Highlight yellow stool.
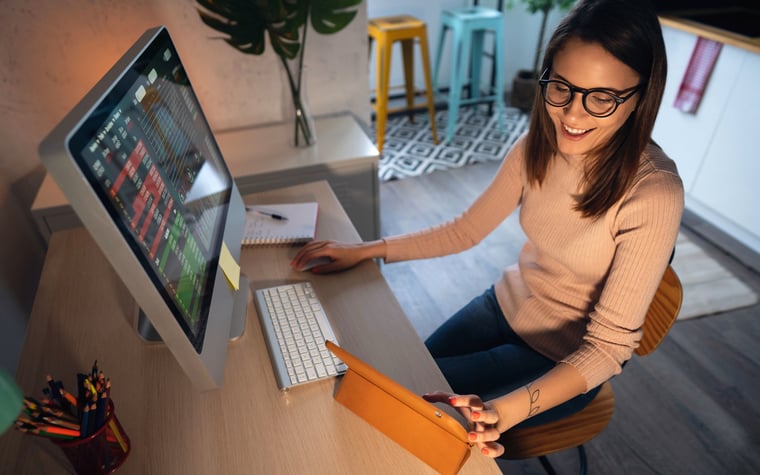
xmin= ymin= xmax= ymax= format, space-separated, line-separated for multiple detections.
xmin=368 ymin=15 xmax=439 ymax=153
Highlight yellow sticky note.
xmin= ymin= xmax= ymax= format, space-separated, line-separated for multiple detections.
xmin=218 ymin=242 xmax=240 ymax=291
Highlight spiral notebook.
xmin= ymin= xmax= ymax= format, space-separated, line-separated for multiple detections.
xmin=243 ymin=202 xmax=319 ymax=246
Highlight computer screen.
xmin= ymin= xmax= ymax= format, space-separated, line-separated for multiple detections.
xmin=39 ymin=26 xmax=248 ymax=391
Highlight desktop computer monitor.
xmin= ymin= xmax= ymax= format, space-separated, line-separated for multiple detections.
xmin=38 ymin=26 xmax=247 ymax=391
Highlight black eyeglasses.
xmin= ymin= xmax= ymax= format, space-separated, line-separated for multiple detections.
xmin=538 ymin=69 xmax=641 ymax=118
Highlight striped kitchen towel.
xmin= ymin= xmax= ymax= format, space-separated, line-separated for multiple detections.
xmin=673 ymin=37 xmax=722 ymax=114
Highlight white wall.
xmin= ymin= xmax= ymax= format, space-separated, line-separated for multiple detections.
xmin=366 ymin=0 xmax=570 ymax=97
xmin=0 ymin=0 xmax=370 ymax=374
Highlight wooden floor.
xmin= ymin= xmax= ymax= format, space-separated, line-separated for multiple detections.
xmin=377 ymin=160 xmax=760 ymax=475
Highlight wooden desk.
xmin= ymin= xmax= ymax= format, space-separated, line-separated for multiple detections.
xmin=2 ymin=181 xmax=499 ymax=474
xmin=31 ymin=113 xmax=380 ymax=243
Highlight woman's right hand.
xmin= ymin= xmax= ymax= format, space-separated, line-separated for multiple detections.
xmin=422 ymin=391 xmax=505 ymax=457
xmin=290 ymin=239 xmax=385 ymax=273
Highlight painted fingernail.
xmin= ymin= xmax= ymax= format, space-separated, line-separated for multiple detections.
xmin=448 ymin=396 xmax=457 ymax=404
xmin=468 ymin=432 xmax=477 ymax=442
xmin=481 ymin=448 xmax=490 ymax=456
xmin=472 ymin=411 xmax=481 ymax=420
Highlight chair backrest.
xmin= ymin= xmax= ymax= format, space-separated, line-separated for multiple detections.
xmin=498 ymin=265 xmax=683 ymax=461
xmin=636 ymin=265 xmax=683 ymax=356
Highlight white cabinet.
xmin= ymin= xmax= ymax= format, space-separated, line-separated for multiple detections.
xmin=653 ymin=25 xmax=760 ymax=254
xmin=690 ymin=52 xmax=760 ymax=250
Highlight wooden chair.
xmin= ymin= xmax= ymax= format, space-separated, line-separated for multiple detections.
xmin=498 ymin=265 xmax=683 ymax=475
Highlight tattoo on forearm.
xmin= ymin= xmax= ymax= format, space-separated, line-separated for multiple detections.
xmin=525 ymin=384 xmax=540 ymax=417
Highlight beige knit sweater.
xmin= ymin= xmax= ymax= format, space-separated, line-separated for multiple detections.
xmin=384 ymin=136 xmax=684 ymax=391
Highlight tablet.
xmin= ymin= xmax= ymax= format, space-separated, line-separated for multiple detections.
xmin=326 ymin=341 xmax=472 ymax=475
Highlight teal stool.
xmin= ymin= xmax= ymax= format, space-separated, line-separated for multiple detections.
xmin=433 ymin=6 xmax=505 ymax=143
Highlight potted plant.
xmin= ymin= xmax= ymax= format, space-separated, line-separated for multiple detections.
xmin=196 ymin=0 xmax=363 ymax=146
xmin=508 ymin=0 xmax=576 ymax=111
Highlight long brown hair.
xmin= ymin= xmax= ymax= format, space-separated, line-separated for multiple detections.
xmin=524 ymin=0 xmax=667 ymax=218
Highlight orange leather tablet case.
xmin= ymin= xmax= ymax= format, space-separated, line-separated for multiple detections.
xmin=326 ymin=341 xmax=472 ymax=475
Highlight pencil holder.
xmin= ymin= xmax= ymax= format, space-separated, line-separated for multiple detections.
xmin=52 ymin=400 xmax=130 ymax=474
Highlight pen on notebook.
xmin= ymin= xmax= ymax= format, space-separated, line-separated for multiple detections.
xmin=246 ymin=206 xmax=288 ymax=221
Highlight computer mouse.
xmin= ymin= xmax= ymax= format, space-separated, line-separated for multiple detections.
xmin=300 ymin=256 xmax=333 ymax=271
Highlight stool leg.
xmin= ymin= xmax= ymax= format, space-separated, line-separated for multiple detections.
xmin=471 ymin=29 xmax=485 ymax=102
xmin=578 ymin=445 xmax=589 ymax=475
xmin=538 ymin=455 xmax=559 ymax=475
xmin=418 ymin=32 xmax=439 ymax=144
xmin=375 ymin=38 xmax=393 ymax=153
xmin=400 ymin=38 xmax=416 ymax=123
xmin=487 ymin=30 xmax=496 ymax=116
xmin=368 ymin=35 xmax=375 ymax=110
xmin=432 ymin=25 xmax=448 ymax=100
xmin=493 ymin=24 xmax=505 ymax=130
xmin=446 ymin=24 xmax=469 ymax=143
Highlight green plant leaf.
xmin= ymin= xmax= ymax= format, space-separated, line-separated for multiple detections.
xmin=507 ymin=0 xmax=576 ymax=14
xmin=265 ymin=0 xmax=305 ymax=59
xmin=196 ymin=0 xmax=306 ymax=58
xmin=310 ymin=0 xmax=362 ymax=35
xmin=196 ymin=0 xmax=362 ymax=58
xmin=196 ymin=0 xmax=263 ymax=54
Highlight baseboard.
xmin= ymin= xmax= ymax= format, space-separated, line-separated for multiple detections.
xmin=681 ymin=208 xmax=760 ymax=274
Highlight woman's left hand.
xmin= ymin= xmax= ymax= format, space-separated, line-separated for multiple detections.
xmin=422 ymin=391 xmax=505 ymax=458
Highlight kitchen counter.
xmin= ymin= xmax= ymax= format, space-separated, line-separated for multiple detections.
xmin=659 ymin=8 xmax=760 ymax=54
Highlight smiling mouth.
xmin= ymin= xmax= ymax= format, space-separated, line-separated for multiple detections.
xmin=563 ymin=123 xmax=593 ymax=136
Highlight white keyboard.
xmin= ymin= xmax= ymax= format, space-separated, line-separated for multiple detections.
xmin=254 ymin=282 xmax=346 ymax=389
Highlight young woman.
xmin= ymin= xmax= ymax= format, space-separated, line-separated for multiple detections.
xmin=291 ymin=0 xmax=683 ymax=457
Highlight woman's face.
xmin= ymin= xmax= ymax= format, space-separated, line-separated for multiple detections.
xmin=546 ymin=38 xmax=641 ymax=160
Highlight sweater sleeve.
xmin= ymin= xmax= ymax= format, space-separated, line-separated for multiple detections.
xmin=561 ymin=157 xmax=684 ymax=390
xmin=384 ymin=136 xmax=527 ymax=263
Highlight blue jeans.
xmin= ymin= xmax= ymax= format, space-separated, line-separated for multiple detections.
xmin=425 ymin=286 xmax=601 ymax=428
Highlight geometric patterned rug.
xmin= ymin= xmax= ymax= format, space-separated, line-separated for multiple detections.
xmin=371 ymin=105 xmax=530 ymax=181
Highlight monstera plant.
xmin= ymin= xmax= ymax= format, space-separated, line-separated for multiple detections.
xmin=196 ymin=0 xmax=363 ymax=146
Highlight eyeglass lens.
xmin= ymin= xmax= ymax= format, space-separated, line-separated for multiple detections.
xmin=543 ymin=81 xmax=618 ymax=116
